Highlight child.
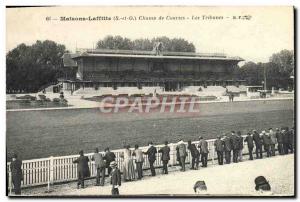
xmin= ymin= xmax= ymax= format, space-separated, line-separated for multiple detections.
xmin=110 ymin=161 xmax=121 ymax=195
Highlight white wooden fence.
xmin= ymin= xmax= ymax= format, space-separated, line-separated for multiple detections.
xmin=7 ymin=136 xmax=250 ymax=193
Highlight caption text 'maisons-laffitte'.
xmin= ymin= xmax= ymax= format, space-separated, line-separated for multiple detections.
xmin=54 ymin=15 xmax=251 ymax=22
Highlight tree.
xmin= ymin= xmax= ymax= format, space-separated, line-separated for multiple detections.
xmin=169 ymin=38 xmax=196 ymax=52
xmin=237 ymin=50 xmax=293 ymax=89
xmin=238 ymin=62 xmax=264 ymax=86
xmin=6 ymin=40 xmax=66 ymax=93
xmin=269 ymin=49 xmax=294 ymax=74
xmin=96 ymin=35 xmax=134 ymax=50
xmin=132 ymin=38 xmax=153 ymax=51
xmin=96 ymin=35 xmax=196 ymax=52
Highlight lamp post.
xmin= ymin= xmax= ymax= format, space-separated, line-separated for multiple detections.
xmin=263 ymin=65 xmax=267 ymax=91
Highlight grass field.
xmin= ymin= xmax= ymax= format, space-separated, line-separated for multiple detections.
xmin=7 ymin=99 xmax=294 ymax=160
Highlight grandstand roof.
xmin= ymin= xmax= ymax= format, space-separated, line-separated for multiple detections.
xmin=71 ymin=49 xmax=244 ymax=62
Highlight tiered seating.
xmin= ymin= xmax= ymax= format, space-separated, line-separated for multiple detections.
xmin=114 ymin=87 xmax=141 ymax=96
xmin=74 ymin=88 xmax=99 ymax=95
xmin=74 ymin=86 xmax=167 ymax=96
xmin=238 ymin=85 xmax=247 ymax=92
xmin=99 ymin=87 xmax=114 ymax=95
xmin=182 ymin=86 xmax=203 ymax=93
xmin=226 ymin=86 xmax=241 ymax=93
xmin=142 ymin=87 xmax=164 ymax=95
xmin=202 ymin=86 xmax=227 ymax=96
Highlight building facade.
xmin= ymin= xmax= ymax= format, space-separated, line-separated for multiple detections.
xmin=60 ymin=49 xmax=245 ymax=92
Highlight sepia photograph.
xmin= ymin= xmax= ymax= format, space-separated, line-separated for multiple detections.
xmin=5 ymin=6 xmax=295 ymax=197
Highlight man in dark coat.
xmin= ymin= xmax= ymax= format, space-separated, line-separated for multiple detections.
xmin=104 ymin=147 xmax=116 ymax=175
xmin=198 ymin=136 xmax=209 ymax=167
xmin=176 ymin=147 xmax=181 ymax=167
xmin=214 ymin=135 xmax=224 ymax=165
xmin=176 ymin=140 xmax=188 ymax=171
xmin=282 ymin=128 xmax=290 ymax=154
xmin=158 ymin=141 xmax=170 ymax=174
xmin=223 ymin=134 xmax=232 ymax=164
xmin=276 ymin=128 xmax=284 ymax=155
xmin=188 ymin=140 xmax=200 ymax=169
xmin=230 ymin=131 xmax=240 ymax=163
xmin=91 ymin=148 xmax=106 ymax=186
xmin=253 ymin=130 xmax=263 ymax=159
xmin=244 ymin=132 xmax=254 ymax=160
xmin=288 ymin=127 xmax=294 ymax=153
xmin=143 ymin=142 xmax=157 ymax=176
xmin=269 ymin=128 xmax=276 ymax=156
xmin=262 ymin=131 xmax=271 ymax=157
xmin=237 ymin=131 xmax=244 ymax=162
xmin=73 ymin=150 xmax=90 ymax=189
xmin=110 ymin=161 xmax=121 ymax=196
xmin=10 ymin=153 xmax=23 ymax=195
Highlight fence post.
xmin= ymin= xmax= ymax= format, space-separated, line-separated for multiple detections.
xmin=211 ymin=143 xmax=215 ymax=165
xmin=169 ymin=143 xmax=176 ymax=166
xmin=8 ymin=164 xmax=12 ymax=195
xmin=48 ymin=156 xmax=54 ymax=191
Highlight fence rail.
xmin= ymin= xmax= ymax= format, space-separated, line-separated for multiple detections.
xmin=7 ymin=136 xmax=250 ymax=193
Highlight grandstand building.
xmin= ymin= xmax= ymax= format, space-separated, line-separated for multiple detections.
xmin=60 ymin=49 xmax=245 ymax=94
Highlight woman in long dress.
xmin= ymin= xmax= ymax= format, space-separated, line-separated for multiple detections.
xmin=121 ymin=145 xmax=136 ymax=181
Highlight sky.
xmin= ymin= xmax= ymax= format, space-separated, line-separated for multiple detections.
xmin=6 ymin=6 xmax=294 ymax=63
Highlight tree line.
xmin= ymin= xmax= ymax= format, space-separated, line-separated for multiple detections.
xmin=6 ymin=37 xmax=294 ymax=93
xmin=6 ymin=40 xmax=66 ymax=93
xmin=233 ymin=50 xmax=294 ymax=90
xmin=96 ymin=35 xmax=196 ymax=52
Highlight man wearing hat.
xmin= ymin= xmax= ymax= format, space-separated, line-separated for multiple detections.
xmin=237 ymin=131 xmax=244 ymax=162
xmin=91 ymin=148 xmax=106 ymax=186
xmin=261 ymin=130 xmax=271 ymax=157
xmin=143 ymin=142 xmax=157 ymax=176
xmin=73 ymin=150 xmax=90 ymax=189
xmin=252 ymin=130 xmax=263 ymax=159
xmin=230 ymin=131 xmax=239 ymax=163
xmin=158 ymin=141 xmax=171 ymax=174
xmin=244 ymin=132 xmax=254 ymax=160
xmin=104 ymin=147 xmax=116 ymax=175
xmin=198 ymin=136 xmax=209 ymax=167
xmin=110 ymin=161 xmax=121 ymax=195
xmin=254 ymin=176 xmax=272 ymax=195
xmin=193 ymin=180 xmax=208 ymax=194
xmin=10 ymin=153 xmax=23 ymax=195
xmin=223 ymin=134 xmax=232 ymax=164
xmin=269 ymin=128 xmax=276 ymax=156
xmin=275 ymin=128 xmax=284 ymax=155
xmin=187 ymin=140 xmax=200 ymax=169
xmin=214 ymin=135 xmax=224 ymax=165
xmin=282 ymin=127 xmax=290 ymax=154
xmin=288 ymin=127 xmax=294 ymax=153
xmin=176 ymin=139 xmax=188 ymax=171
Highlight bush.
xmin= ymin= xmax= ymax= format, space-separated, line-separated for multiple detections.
xmin=52 ymin=98 xmax=60 ymax=103
xmin=19 ymin=99 xmax=31 ymax=104
xmin=16 ymin=95 xmax=36 ymax=101
xmin=60 ymin=98 xmax=68 ymax=104
xmin=38 ymin=94 xmax=47 ymax=101
xmin=131 ymin=94 xmax=145 ymax=97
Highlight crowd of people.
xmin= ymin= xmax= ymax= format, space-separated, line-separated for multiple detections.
xmin=9 ymin=126 xmax=294 ymax=196
xmin=213 ymin=127 xmax=294 ymax=166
